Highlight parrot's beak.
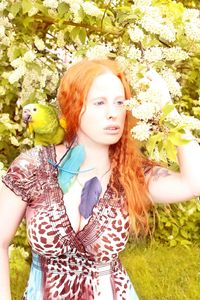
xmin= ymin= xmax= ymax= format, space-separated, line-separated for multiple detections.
xmin=22 ymin=109 xmax=32 ymax=124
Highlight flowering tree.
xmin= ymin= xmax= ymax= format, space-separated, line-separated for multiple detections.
xmin=0 ymin=0 xmax=200 ymax=172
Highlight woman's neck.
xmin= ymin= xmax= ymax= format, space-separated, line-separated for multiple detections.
xmin=78 ymin=143 xmax=110 ymax=179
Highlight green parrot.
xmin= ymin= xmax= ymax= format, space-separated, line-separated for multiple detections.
xmin=22 ymin=103 xmax=66 ymax=146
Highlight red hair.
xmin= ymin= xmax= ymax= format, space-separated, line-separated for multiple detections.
xmin=57 ymin=59 xmax=153 ymax=236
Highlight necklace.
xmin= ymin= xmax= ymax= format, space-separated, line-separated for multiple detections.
xmin=76 ymin=165 xmax=111 ymax=187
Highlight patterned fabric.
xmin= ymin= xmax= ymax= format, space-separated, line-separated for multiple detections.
xmin=2 ymin=146 xmax=139 ymax=300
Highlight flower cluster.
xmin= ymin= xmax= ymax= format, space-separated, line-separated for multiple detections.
xmin=86 ymin=43 xmax=114 ymax=59
xmin=137 ymin=5 xmax=176 ymax=42
xmin=0 ymin=0 xmax=7 ymax=11
xmin=126 ymin=45 xmax=141 ymax=61
xmin=81 ymin=2 xmax=103 ymax=17
xmin=128 ymin=25 xmax=144 ymax=43
xmin=131 ymin=122 xmax=152 ymax=141
xmin=8 ymin=64 xmax=26 ymax=84
xmin=43 ymin=0 xmax=58 ymax=9
xmin=162 ymin=47 xmax=189 ymax=61
xmin=34 ymin=36 xmax=46 ymax=51
xmin=167 ymin=113 xmax=200 ymax=131
xmin=160 ymin=69 xmax=182 ymax=97
xmin=28 ymin=6 xmax=39 ymax=17
xmin=144 ymin=47 xmax=163 ymax=62
xmin=61 ymin=0 xmax=83 ymax=22
xmin=183 ymin=8 xmax=200 ymax=42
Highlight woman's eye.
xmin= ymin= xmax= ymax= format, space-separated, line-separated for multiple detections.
xmin=94 ymin=100 xmax=105 ymax=106
xmin=116 ymin=100 xmax=125 ymax=106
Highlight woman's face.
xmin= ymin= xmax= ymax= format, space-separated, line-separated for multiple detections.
xmin=77 ymin=72 xmax=126 ymax=147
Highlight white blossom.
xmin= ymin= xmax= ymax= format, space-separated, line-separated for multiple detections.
xmin=133 ymin=0 xmax=152 ymax=8
xmin=115 ymin=56 xmax=130 ymax=71
xmin=127 ymin=46 xmax=141 ymax=60
xmin=86 ymin=44 xmax=114 ymax=59
xmin=10 ymin=57 xmax=24 ymax=68
xmin=140 ymin=15 xmax=162 ymax=35
xmin=28 ymin=6 xmax=39 ymax=17
xmin=34 ymin=36 xmax=45 ymax=51
xmin=81 ymin=2 xmax=103 ymax=17
xmin=183 ymin=8 xmax=200 ymax=22
xmin=0 ymin=25 xmax=5 ymax=38
xmin=8 ymin=13 xmax=14 ymax=20
xmin=128 ymin=25 xmax=144 ymax=43
xmin=185 ymin=21 xmax=200 ymax=42
xmin=8 ymin=64 xmax=26 ymax=84
xmin=131 ymin=122 xmax=152 ymax=141
xmin=0 ymin=0 xmax=7 ymax=11
xmin=10 ymin=135 xmax=19 ymax=146
xmin=43 ymin=0 xmax=58 ymax=9
xmin=181 ymin=115 xmax=200 ymax=130
xmin=160 ymin=69 xmax=182 ymax=97
xmin=131 ymin=101 xmax=158 ymax=121
xmin=23 ymin=50 xmax=36 ymax=63
xmin=0 ymin=17 xmax=11 ymax=27
xmin=22 ymin=138 xmax=34 ymax=146
xmin=1 ymin=36 xmax=10 ymax=46
xmin=61 ymin=0 xmax=83 ymax=22
xmin=159 ymin=23 xmax=176 ymax=42
xmin=163 ymin=47 xmax=189 ymax=61
xmin=144 ymin=47 xmax=163 ymax=62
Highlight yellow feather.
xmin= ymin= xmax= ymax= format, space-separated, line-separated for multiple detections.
xmin=59 ymin=117 xmax=67 ymax=129
xmin=28 ymin=123 xmax=33 ymax=134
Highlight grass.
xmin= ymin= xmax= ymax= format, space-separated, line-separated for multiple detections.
xmin=10 ymin=241 xmax=200 ymax=299
xmin=120 ymin=241 xmax=200 ymax=300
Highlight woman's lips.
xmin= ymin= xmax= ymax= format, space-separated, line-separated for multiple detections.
xmin=104 ymin=125 xmax=120 ymax=134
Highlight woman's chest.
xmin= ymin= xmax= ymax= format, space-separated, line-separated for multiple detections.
xmin=26 ymin=198 xmax=130 ymax=259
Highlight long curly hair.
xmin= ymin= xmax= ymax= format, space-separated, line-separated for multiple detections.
xmin=57 ymin=59 xmax=153 ymax=236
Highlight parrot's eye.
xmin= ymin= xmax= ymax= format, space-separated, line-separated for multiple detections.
xmin=33 ymin=108 xmax=37 ymax=112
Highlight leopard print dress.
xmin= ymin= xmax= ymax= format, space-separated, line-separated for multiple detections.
xmin=3 ymin=146 xmax=139 ymax=300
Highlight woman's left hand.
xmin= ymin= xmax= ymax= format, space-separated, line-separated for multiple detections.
xmin=144 ymin=69 xmax=173 ymax=109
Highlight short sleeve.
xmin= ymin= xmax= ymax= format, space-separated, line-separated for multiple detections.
xmin=2 ymin=148 xmax=40 ymax=203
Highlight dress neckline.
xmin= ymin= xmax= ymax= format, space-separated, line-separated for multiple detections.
xmin=50 ymin=144 xmax=111 ymax=238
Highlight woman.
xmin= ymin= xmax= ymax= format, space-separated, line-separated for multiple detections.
xmin=0 ymin=59 xmax=200 ymax=300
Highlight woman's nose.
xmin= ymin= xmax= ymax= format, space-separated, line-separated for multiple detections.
xmin=106 ymin=104 xmax=117 ymax=119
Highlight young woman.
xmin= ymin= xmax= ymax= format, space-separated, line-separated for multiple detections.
xmin=1 ymin=59 xmax=200 ymax=300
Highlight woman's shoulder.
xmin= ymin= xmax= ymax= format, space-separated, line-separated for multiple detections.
xmin=2 ymin=145 xmax=55 ymax=202
xmin=5 ymin=145 xmax=55 ymax=176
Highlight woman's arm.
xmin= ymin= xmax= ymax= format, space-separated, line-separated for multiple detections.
xmin=0 ymin=183 xmax=27 ymax=300
xmin=146 ymin=136 xmax=200 ymax=203
xmin=142 ymin=70 xmax=200 ymax=203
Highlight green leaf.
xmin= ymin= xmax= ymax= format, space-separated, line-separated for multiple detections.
xmin=146 ymin=133 xmax=163 ymax=157
xmin=58 ymin=2 xmax=69 ymax=18
xmin=168 ymin=132 xmax=190 ymax=146
xmin=10 ymin=2 xmax=21 ymax=17
xmin=160 ymin=103 xmax=175 ymax=124
xmin=163 ymin=139 xmax=177 ymax=162
xmin=22 ymin=0 xmax=33 ymax=14
xmin=78 ymin=28 xmax=87 ymax=44
xmin=69 ymin=27 xmax=80 ymax=42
